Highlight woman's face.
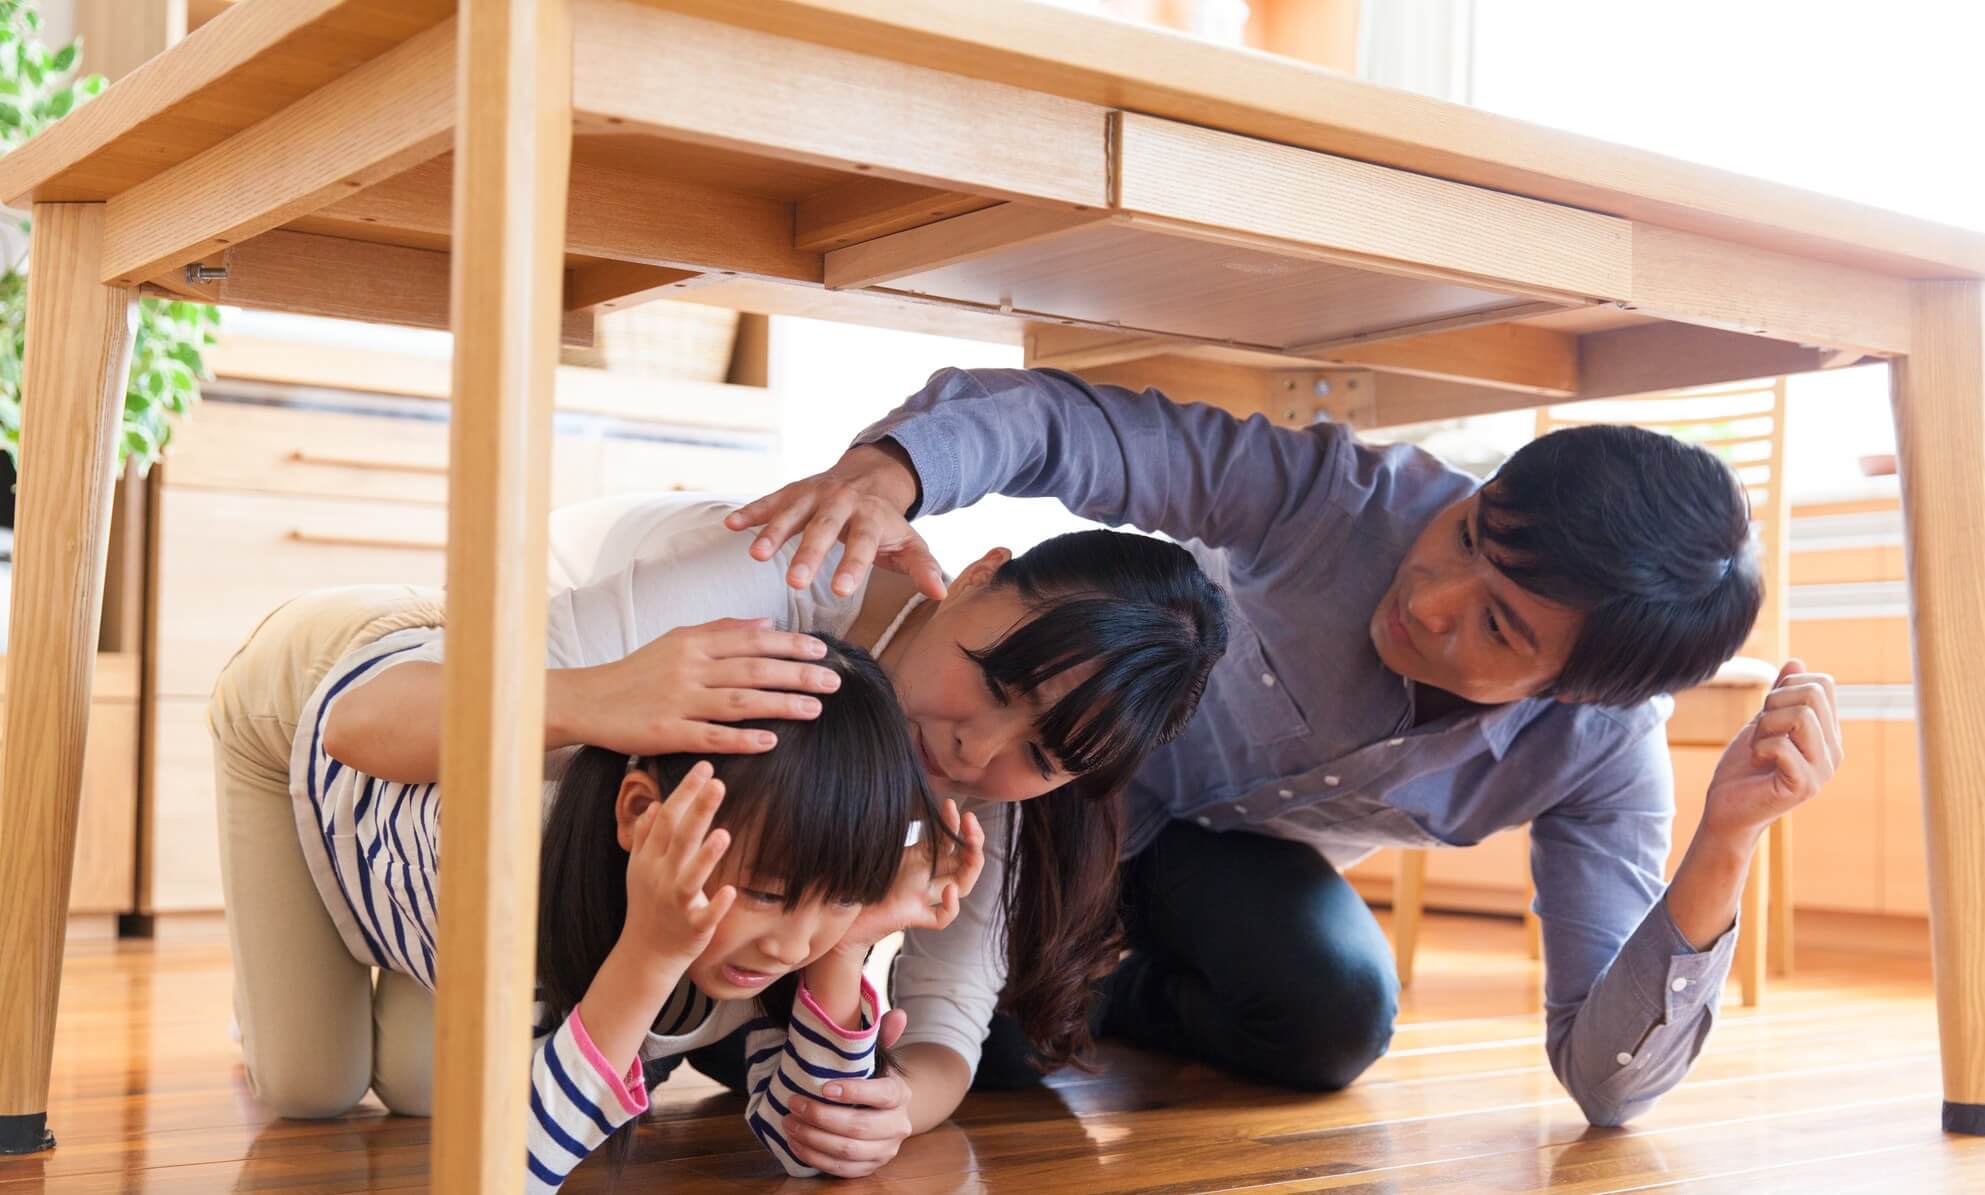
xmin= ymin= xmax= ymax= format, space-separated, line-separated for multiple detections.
xmin=882 ymin=549 xmax=1096 ymax=804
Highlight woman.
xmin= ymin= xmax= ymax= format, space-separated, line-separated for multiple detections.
xmin=213 ymin=494 xmax=1228 ymax=1177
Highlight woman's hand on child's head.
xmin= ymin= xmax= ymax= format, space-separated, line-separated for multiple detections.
xmin=561 ymin=618 xmax=842 ymax=758
xmin=619 ymin=761 xmax=737 ymax=972
xmin=837 ymin=800 xmax=986 ymax=952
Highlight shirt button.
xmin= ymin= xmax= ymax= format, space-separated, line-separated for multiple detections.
xmin=1671 ymin=978 xmax=1690 ymax=993
xmin=1324 ymin=775 xmax=1341 ymax=786
xmin=1235 ymin=804 xmax=1248 ymax=816
xmin=1260 ymin=672 xmax=1277 ymax=687
xmin=1196 ymin=816 xmax=1212 ymax=827
xmin=1278 ymin=788 xmax=1294 ymax=799
xmin=1615 ymin=1052 xmax=1634 ymax=1067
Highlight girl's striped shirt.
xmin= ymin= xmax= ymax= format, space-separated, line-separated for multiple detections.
xmin=288 ymin=623 xmax=879 ymax=1189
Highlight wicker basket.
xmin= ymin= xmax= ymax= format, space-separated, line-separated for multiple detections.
xmin=562 ymin=298 xmax=740 ymax=383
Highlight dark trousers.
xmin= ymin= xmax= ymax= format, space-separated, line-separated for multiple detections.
xmin=977 ymin=821 xmax=1399 ymax=1093
xmin=687 ymin=822 xmax=1399 ymax=1096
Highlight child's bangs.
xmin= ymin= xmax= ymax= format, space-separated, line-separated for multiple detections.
xmin=702 ymin=711 xmax=916 ymax=911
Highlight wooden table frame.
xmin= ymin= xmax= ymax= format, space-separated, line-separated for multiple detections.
xmin=0 ymin=0 xmax=1978 ymax=1185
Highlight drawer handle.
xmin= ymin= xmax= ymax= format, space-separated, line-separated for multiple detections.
xmin=287 ymin=530 xmax=446 ymax=552
xmin=288 ymin=450 xmax=448 ymax=476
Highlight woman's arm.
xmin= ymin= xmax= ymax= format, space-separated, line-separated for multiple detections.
xmin=896 ymin=1042 xmax=973 ymax=1133
xmin=320 ymin=619 xmax=840 ymax=784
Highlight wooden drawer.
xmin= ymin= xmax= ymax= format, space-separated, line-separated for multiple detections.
xmin=147 ymin=699 xmax=223 ymax=912
xmin=162 ymin=397 xmax=730 ymax=508
xmin=598 ymin=435 xmax=779 ymax=498
xmin=0 ymin=697 xmax=139 ymax=913
xmin=1881 ymin=720 xmax=1929 ymax=917
xmin=153 ymin=487 xmax=449 ymax=698
xmin=163 ymin=399 xmax=452 ymax=504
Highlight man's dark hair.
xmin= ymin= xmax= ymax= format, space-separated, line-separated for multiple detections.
xmin=1479 ymin=423 xmax=1763 ymax=707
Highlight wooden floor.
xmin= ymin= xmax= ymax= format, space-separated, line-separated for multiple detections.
xmin=3 ymin=914 xmax=1980 ymax=1194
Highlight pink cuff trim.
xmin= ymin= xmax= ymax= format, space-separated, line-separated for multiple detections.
xmin=796 ymin=976 xmax=881 ymax=1041
xmin=566 ymin=1009 xmax=649 ymax=1117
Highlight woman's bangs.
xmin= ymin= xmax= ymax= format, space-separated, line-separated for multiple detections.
xmin=970 ymin=597 xmax=1195 ymax=783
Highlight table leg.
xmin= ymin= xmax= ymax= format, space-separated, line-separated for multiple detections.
xmin=1890 ymin=279 xmax=1985 ymax=1136
xmin=1393 ymin=850 xmax=1426 ymax=988
xmin=429 ymin=2 xmax=572 ymax=1191
xmin=0 ymin=204 xmax=137 ymax=1155
xmin=1767 ymin=816 xmax=1793 ymax=976
xmin=1734 ymin=833 xmax=1767 ymax=1007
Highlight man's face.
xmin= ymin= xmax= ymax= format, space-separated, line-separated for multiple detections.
xmin=1369 ymin=491 xmax=1585 ymax=706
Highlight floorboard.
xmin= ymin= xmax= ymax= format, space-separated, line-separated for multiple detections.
xmin=0 ymin=913 xmax=1969 ymax=1193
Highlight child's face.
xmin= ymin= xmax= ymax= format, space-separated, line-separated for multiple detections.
xmin=684 ymin=849 xmax=862 ymax=1000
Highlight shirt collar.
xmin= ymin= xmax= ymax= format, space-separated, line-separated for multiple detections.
xmin=1403 ymin=676 xmax=1542 ymax=761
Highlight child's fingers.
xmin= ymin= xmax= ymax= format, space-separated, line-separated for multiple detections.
xmin=630 ymin=802 xmax=666 ymax=859
xmin=690 ymin=883 xmax=737 ymax=935
xmin=661 ymin=760 xmax=717 ymax=817
xmin=952 ymin=821 xmax=987 ymax=901
xmin=678 ymin=826 xmax=733 ymax=904
xmin=933 ymin=881 xmax=960 ymax=929
xmin=667 ymin=778 xmax=726 ymax=874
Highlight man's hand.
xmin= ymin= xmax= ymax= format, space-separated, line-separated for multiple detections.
xmin=723 ymin=442 xmax=947 ymax=601
xmin=1667 ymin=658 xmax=1842 ymax=950
xmin=1701 ymin=659 xmax=1842 ymax=841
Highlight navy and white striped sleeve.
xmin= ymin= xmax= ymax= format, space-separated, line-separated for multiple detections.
xmin=524 ymin=1007 xmax=648 ymax=1193
xmin=742 ymin=977 xmax=882 ymax=1177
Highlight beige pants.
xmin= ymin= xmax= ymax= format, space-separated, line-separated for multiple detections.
xmin=208 ymin=584 xmax=447 ymax=1119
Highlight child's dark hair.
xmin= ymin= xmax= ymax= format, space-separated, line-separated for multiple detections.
xmin=1479 ymin=424 xmax=1762 ymax=706
xmin=969 ymin=529 xmax=1228 ymax=1070
xmin=535 ymin=634 xmax=938 ymax=1171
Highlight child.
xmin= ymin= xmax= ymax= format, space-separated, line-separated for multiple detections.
xmin=211 ymin=589 xmax=980 ymax=1190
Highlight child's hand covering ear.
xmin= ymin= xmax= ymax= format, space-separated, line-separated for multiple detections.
xmin=837 ymin=800 xmax=985 ymax=953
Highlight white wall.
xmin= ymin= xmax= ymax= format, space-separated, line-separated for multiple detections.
xmin=768 ymin=316 xmax=1107 ymax=577
xmin=1465 ymin=0 xmax=1981 ymax=498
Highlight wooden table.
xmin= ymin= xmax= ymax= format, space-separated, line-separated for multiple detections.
xmin=0 ymin=1 xmax=1978 ymax=1187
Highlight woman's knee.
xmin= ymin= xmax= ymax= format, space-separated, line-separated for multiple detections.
xmin=247 ymin=1057 xmax=372 ymax=1120
xmin=371 ymin=971 xmax=435 ymax=1117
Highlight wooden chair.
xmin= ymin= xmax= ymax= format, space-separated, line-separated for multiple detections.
xmin=1393 ymin=379 xmax=1793 ymax=1006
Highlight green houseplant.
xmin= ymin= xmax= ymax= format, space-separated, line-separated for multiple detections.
xmin=0 ymin=0 xmax=218 ymax=478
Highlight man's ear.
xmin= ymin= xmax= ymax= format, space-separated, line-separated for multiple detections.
xmin=614 ymin=767 xmax=663 ymax=852
xmin=946 ymin=547 xmax=1014 ymax=600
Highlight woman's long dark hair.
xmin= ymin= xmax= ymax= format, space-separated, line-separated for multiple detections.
xmin=968 ymin=530 xmax=1228 ymax=1070
xmin=535 ymin=634 xmax=939 ymax=1171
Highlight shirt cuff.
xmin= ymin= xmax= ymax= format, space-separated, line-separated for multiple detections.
xmin=1630 ymin=898 xmax=1738 ymax=1023
xmin=564 ymin=1008 xmax=649 ymax=1119
xmin=855 ymin=422 xmax=956 ymax=520
xmin=795 ymin=975 xmax=881 ymax=1042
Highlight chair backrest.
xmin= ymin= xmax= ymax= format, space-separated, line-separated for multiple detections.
xmin=1532 ymin=378 xmax=1791 ymax=664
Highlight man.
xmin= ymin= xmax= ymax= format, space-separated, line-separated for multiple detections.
xmin=725 ymin=366 xmax=1840 ymax=1138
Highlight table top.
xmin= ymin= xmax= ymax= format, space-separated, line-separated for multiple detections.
xmin=0 ymin=0 xmax=1968 ymax=398
xmin=4 ymin=0 xmax=1978 ymax=278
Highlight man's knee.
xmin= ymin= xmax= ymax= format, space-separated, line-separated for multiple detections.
xmin=1279 ymin=965 xmax=1398 ymax=1090
xmin=1240 ymin=935 xmax=1398 ymax=1092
